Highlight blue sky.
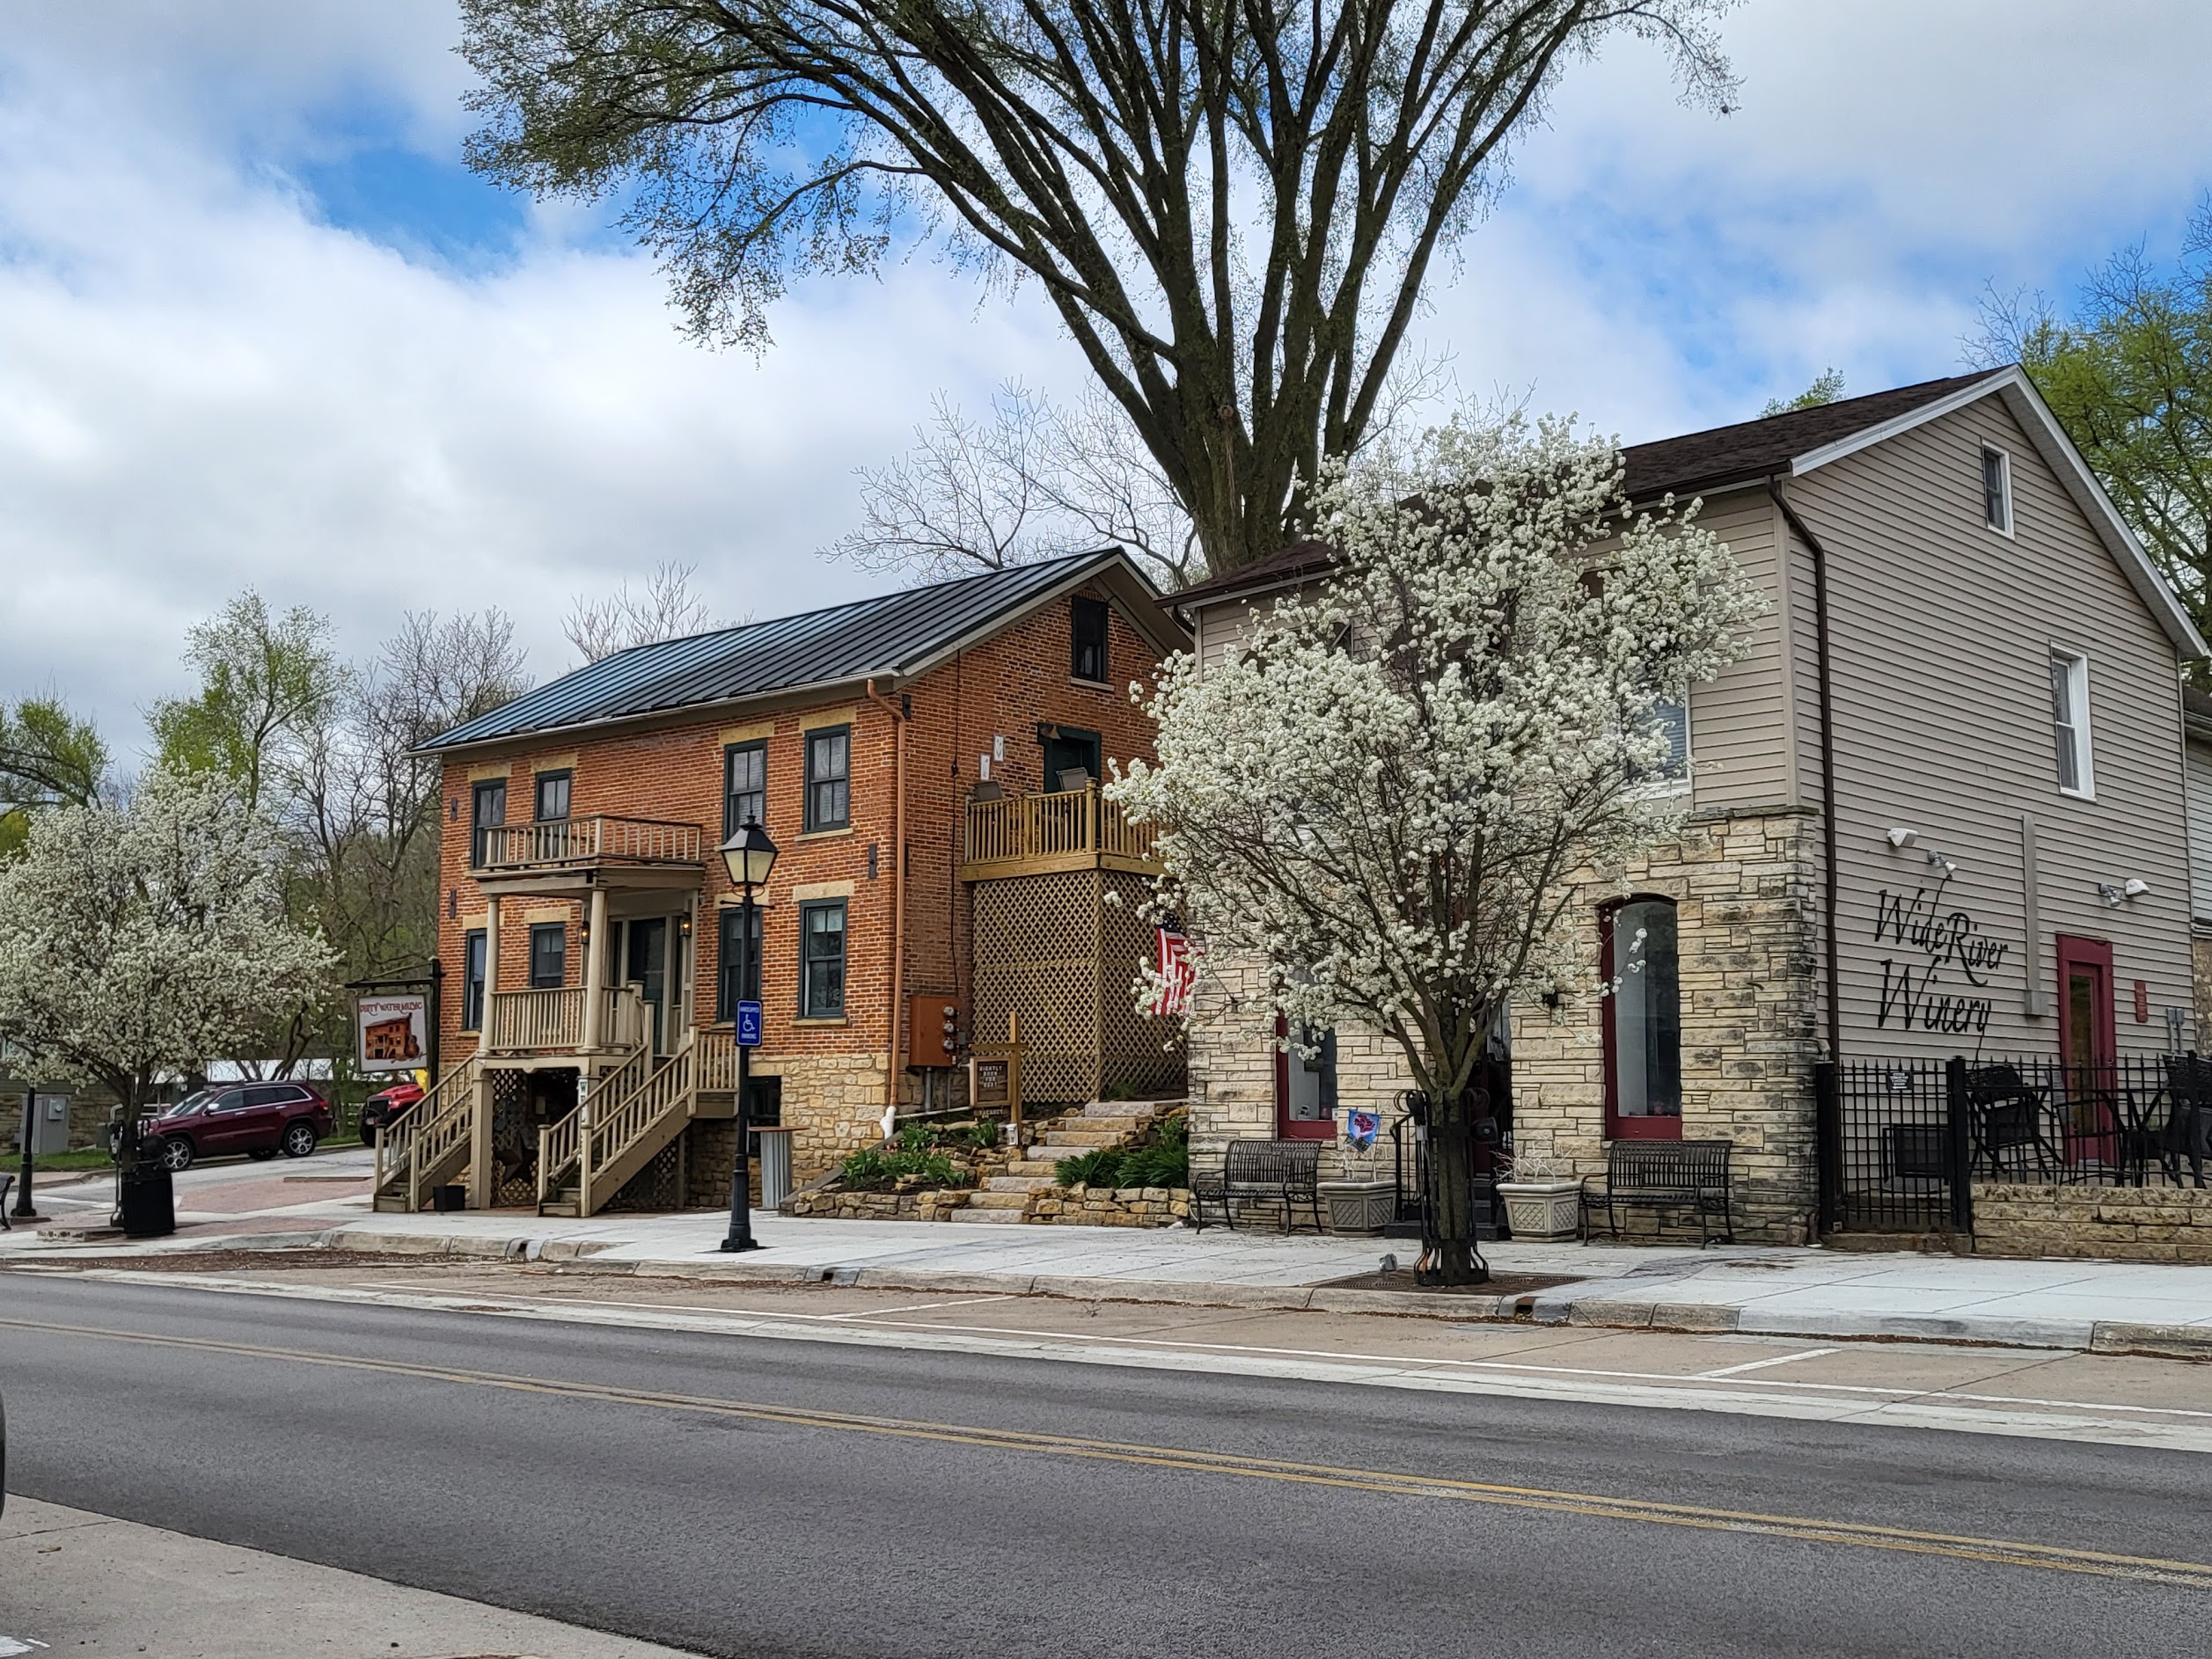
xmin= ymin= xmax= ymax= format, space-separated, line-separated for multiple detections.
xmin=4 ymin=0 xmax=2211 ymax=764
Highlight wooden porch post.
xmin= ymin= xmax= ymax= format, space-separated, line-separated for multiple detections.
xmin=582 ymin=886 xmax=609 ymax=1050
xmin=471 ymin=895 xmax=502 ymax=1208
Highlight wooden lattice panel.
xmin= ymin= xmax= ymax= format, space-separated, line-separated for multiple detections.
xmin=971 ymin=868 xmax=1187 ymax=1106
xmin=1099 ymin=870 xmax=1187 ymax=1098
xmin=974 ymin=869 xmax=1102 ymax=1104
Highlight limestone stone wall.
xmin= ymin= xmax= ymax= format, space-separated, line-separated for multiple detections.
xmin=781 ymin=1182 xmax=1188 ymax=1227
xmin=1972 ymin=1183 xmax=2212 ymax=1263
xmin=746 ymin=1050 xmax=897 ymax=1184
xmin=2193 ymin=936 xmax=2212 ymax=1049
xmin=1513 ymin=808 xmax=1822 ymax=1242
xmin=1183 ymin=806 xmax=1824 ymax=1241
xmin=1183 ymin=952 xmax=1412 ymax=1184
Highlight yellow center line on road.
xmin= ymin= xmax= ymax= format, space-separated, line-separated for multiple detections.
xmin=7 ymin=1312 xmax=2210 ymax=1590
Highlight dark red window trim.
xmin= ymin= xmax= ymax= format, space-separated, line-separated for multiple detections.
xmin=1272 ymin=1014 xmax=1337 ymax=1140
xmin=1600 ymin=895 xmax=1682 ymax=1142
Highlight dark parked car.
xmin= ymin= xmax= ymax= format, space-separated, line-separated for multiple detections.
xmin=359 ymin=1078 xmax=426 ymax=1145
xmin=134 ymin=1084 xmax=333 ymax=1172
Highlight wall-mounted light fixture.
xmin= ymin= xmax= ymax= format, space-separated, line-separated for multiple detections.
xmin=1924 ymin=848 xmax=1958 ymax=879
xmin=2125 ymin=878 xmax=2150 ymax=899
xmin=2097 ymin=878 xmax=2150 ymax=907
xmin=1886 ymin=827 xmax=1919 ymax=849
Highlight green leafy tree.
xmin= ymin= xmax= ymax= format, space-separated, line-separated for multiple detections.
xmin=150 ymin=592 xmax=346 ymax=813
xmin=0 ymin=695 xmax=108 ymax=855
xmin=1762 ymin=367 xmax=1842 ymax=417
xmin=1977 ymin=201 xmax=2212 ymax=647
xmin=459 ymin=0 xmax=1736 ymax=578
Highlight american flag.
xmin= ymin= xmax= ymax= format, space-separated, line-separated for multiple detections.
xmin=1153 ymin=925 xmax=1196 ymax=1017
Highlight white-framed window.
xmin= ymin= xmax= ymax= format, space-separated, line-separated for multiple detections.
xmin=1652 ymin=692 xmax=1690 ymax=784
xmin=2050 ymin=650 xmax=2093 ymax=797
xmin=1982 ymin=445 xmax=2014 ymax=536
xmin=1629 ymin=691 xmax=1690 ymax=791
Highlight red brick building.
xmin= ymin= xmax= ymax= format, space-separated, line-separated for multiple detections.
xmin=374 ymin=552 xmax=1188 ymax=1216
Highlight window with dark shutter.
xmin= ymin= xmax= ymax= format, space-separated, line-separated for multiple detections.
xmin=724 ymin=742 xmax=767 ymax=837
xmin=804 ymin=727 xmax=850 ymax=831
xmin=800 ymin=900 xmax=847 ymax=1017
xmin=716 ymin=904 xmax=763 ymax=1020
xmin=1071 ymin=596 xmax=1110 ymax=683
xmin=533 ymin=769 xmax=571 ymax=822
xmin=527 ymin=922 xmax=567 ymax=990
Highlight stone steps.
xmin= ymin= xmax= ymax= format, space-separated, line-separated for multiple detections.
xmin=986 ymin=1173 xmax=1056 ymax=1192
xmin=963 ymin=1190 xmax=1032 ymax=1210
xmin=1040 ymin=1128 xmax=1123 ymax=1148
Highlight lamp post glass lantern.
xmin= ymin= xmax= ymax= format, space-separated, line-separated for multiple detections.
xmin=719 ymin=819 xmax=778 ymax=1252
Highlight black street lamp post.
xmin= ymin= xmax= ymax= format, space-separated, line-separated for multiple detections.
xmin=718 ymin=817 xmax=778 ymax=1253
xmin=12 ymin=1087 xmax=37 ymax=1221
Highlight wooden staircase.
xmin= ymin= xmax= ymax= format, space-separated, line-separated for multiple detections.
xmin=371 ymin=1058 xmax=482 ymax=1213
xmin=536 ymin=1034 xmax=700 ymax=1217
xmin=954 ymin=1099 xmax=1179 ymax=1224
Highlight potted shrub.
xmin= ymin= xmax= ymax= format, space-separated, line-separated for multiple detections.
xmin=1495 ymin=1151 xmax=1582 ymax=1241
xmin=1318 ymin=1107 xmax=1396 ymax=1233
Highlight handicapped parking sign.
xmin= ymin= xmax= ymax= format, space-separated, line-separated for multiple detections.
xmin=736 ymin=1000 xmax=763 ymax=1048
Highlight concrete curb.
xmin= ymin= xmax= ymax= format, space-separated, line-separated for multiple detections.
xmin=52 ymin=1223 xmax=2212 ymax=1356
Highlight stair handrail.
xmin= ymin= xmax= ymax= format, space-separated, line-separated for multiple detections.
xmin=537 ymin=1039 xmax=652 ymax=1205
xmin=578 ymin=1030 xmax=699 ymax=1214
xmin=373 ymin=1056 xmax=480 ymax=1210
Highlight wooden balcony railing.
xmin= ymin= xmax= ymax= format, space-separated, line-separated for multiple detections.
xmin=473 ymin=815 xmax=702 ymax=873
xmin=487 ymin=985 xmax=649 ymax=1053
xmin=960 ymin=783 xmax=1160 ymax=879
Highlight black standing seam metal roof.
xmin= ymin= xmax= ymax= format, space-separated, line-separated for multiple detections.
xmin=421 ymin=550 xmax=1136 ymax=752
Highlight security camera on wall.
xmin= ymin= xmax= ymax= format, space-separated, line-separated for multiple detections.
xmin=2124 ymin=879 xmax=2150 ymax=899
xmin=1886 ymin=828 xmax=1918 ymax=850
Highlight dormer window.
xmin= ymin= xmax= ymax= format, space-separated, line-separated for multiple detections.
xmin=1982 ymin=446 xmax=2013 ymax=535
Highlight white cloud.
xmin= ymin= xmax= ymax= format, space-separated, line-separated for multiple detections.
xmin=3 ymin=0 xmax=2209 ymax=764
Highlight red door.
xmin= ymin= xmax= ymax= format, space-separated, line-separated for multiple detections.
xmin=2055 ymin=934 xmax=2118 ymax=1163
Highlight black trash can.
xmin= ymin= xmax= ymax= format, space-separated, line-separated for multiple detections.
xmin=117 ymin=1165 xmax=176 ymax=1239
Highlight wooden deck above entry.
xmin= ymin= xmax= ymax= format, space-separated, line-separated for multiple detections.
xmin=960 ymin=785 xmax=1161 ymax=881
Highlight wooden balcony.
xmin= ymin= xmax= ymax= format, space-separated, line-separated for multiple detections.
xmin=487 ymin=985 xmax=650 ymax=1055
xmin=472 ymin=815 xmax=705 ymax=895
xmin=959 ymin=784 xmax=1161 ymax=881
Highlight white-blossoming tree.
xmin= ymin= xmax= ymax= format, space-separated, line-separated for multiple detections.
xmin=1108 ymin=419 xmax=1763 ymax=1283
xmin=0 ymin=771 xmax=338 ymax=1142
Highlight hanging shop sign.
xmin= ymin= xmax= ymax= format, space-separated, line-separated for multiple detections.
xmin=355 ymin=993 xmax=429 ymax=1072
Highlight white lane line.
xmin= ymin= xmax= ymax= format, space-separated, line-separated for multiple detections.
xmin=1696 ymin=1347 xmax=1840 ymax=1378
xmin=47 ymin=1268 xmax=2212 ymax=1431
xmin=824 ymin=1295 xmax=1012 ymax=1319
xmin=26 ymin=1273 xmax=2212 ymax=1454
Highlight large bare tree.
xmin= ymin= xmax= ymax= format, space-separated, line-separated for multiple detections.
xmin=461 ymin=0 xmax=1737 ymax=576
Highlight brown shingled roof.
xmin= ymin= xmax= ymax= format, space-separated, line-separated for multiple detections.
xmin=1620 ymin=369 xmax=2000 ymax=501
xmin=1172 ymin=369 xmax=2009 ymax=612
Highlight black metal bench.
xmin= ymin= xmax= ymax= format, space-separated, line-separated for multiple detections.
xmin=1190 ymin=1139 xmax=1323 ymax=1232
xmin=1580 ymin=1140 xmax=1734 ymax=1244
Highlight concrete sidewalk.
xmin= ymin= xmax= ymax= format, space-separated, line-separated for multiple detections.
xmin=11 ymin=1202 xmax=2212 ymax=1356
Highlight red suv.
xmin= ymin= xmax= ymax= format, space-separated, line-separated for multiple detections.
xmin=143 ymin=1084 xmax=333 ymax=1172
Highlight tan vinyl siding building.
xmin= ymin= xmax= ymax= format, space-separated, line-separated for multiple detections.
xmin=1176 ymin=369 xmax=2207 ymax=1241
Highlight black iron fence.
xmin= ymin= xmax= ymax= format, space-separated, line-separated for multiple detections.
xmin=1820 ymin=1053 xmax=2212 ymax=1235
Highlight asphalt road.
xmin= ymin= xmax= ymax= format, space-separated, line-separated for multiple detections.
xmin=4 ymin=1274 xmax=2209 ymax=1659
